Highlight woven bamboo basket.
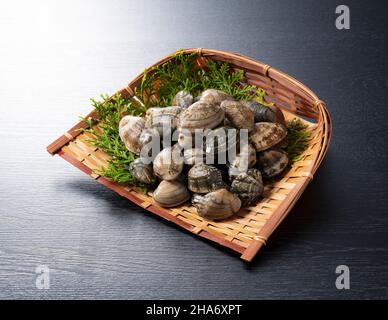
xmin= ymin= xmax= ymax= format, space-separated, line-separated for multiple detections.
xmin=47 ymin=48 xmax=331 ymax=261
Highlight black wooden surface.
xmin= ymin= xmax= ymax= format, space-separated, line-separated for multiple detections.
xmin=0 ymin=0 xmax=387 ymax=299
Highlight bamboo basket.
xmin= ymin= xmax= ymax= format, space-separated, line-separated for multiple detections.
xmin=47 ymin=48 xmax=331 ymax=261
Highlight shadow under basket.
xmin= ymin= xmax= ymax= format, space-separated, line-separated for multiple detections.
xmin=47 ymin=48 xmax=332 ymax=262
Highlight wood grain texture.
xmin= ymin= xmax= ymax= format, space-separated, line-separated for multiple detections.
xmin=0 ymin=0 xmax=388 ymax=299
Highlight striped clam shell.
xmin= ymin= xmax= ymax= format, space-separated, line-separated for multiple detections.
xmin=119 ymin=115 xmax=146 ymax=155
xmin=153 ymin=146 xmax=184 ymax=181
xmin=243 ymin=101 xmax=286 ymax=126
xmin=145 ymin=106 xmax=183 ymax=135
xmin=192 ymin=188 xmax=241 ymax=220
xmin=129 ymin=157 xmax=155 ymax=184
xmin=198 ymin=89 xmax=233 ymax=105
xmin=221 ymin=100 xmax=255 ymax=132
xmin=173 ymin=90 xmax=193 ymax=108
xmin=231 ymin=170 xmax=263 ymax=207
xmin=178 ymin=101 xmax=224 ymax=132
xmin=187 ymin=164 xmax=225 ymax=194
xmin=249 ymin=122 xmax=287 ymax=152
xmin=183 ymin=148 xmax=205 ymax=166
xmin=257 ymin=149 xmax=289 ymax=178
xmin=153 ymin=180 xmax=190 ymax=208
xmin=204 ymin=126 xmax=238 ymax=161
xmin=228 ymin=143 xmax=257 ymax=178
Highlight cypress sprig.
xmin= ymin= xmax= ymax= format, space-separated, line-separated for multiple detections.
xmin=284 ymin=118 xmax=312 ymax=165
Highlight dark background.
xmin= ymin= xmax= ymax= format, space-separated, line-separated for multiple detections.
xmin=0 ymin=0 xmax=387 ymax=299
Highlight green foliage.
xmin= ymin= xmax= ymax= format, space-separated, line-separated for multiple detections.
xmin=199 ymin=60 xmax=266 ymax=102
xmin=284 ymin=118 xmax=312 ymax=165
xmin=139 ymin=50 xmax=266 ymax=107
xmin=81 ymin=94 xmax=139 ymax=184
xmin=82 ymin=51 xmax=310 ymax=186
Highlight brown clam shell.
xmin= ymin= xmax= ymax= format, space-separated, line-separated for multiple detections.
xmin=129 ymin=157 xmax=155 ymax=184
xmin=249 ymin=122 xmax=287 ymax=152
xmin=221 ymin=100 xmax=255 ymax=132
xmin=173 ymin=90 xmax=193 ymax=108
xmin=178 ymin=101 xmax=224 ymax=132
xmin=257 ymin=149 xmax=289 ymax=178
xmin=119 ymin=115 xmax=146 ymax=155
xmin=188 ymin=164 xmax=225 ymax=194
xmin=198 ymin=89 xmax=233 ymax=105
xmin=192 ymin=188 xmax=241 ymax=220
xmin=153 ymin=146 xmax=184 ymax=181
xmin=153 ymin=180 xmax=190 ymax=208
xmin=243 ymin=101 xmax=286 ymax=127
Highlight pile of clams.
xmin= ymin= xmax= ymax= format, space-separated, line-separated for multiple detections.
xmin=119 ymin=88 xmax=289 ymax=221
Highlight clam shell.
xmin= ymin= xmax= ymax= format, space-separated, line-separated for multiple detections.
xmin=243 ymin=101 xmax=286 ymax=126
xmin=139 ymin=127 xmax=159 ymax=146
xmin=153 ymin=146 xmax=184 ymax=181
xmin=188 ymin=164 xmax=225 ymax=193
xmin=257 ymin=149 xmax=289 ymax=178
xmin=183 ymin=148 xmax=205 ymax=166
xmin=153 ymin=180 xmax=190 ymax=208
xmin=204 ymin=126 xmax=238 ymax=163
xmin=145 ymin=106 xmax=183 ymax=135
xmin=138 ymin=127 xmax=160 ymax=159
xmin=129 ymin=158 xmax=155 ymax=184
xmin=271 ymin=135 xmax=289 ymax=149
xmin=231 ymin=172 xmax=263 ymax=207
xmin=242 ymin=144 xmax=257 ymax=167
xmin=249 ymin=122 xmax=287 ymax=152
xmin=177 ymin=130 xmax=194 ymax=148
xmin=228 ymin=143 xmax=257 ymax=178
xmin=178 ymin=101 xmax=224 ymax=132
xmin=173 ymin=90 xmax=193 ymax=108
xmin=198 ymin=89 xmax=234 ymax=105
xmin=119 ymin=115 xmax=146 ymax=155
xmin=221 ymin=100 xmax=255 ymax=132
xmin=192 ymin=188 xmax=241 ymax=220
xmin=246 ymin=168 xmax=263 ymax=183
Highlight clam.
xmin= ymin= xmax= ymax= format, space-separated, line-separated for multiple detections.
xmin=138 ymin=127 xmax=160 ymax=159
xmin=145 ymin=106 xmax=183 ymax=135
xmin=178 ymin=101 xmax=224 ymax=132
xmin=139 ymin=127 xmax=159 ymax=146
xmin=153 ymin=146 xmax=184 ymax=181
xmin=241 ymin=144 xmax=257 ymax=167
xmin=153 ymin=180 xmax=190 ymax=208
xmin=119 ymin=115 xmax=145 ymax=155
xmin=129 ymin=158 xmax=155 ymax=184
xmin=183 ymin=148 xmax=204 ymax=166
xmin=257 ymin=149 xmax=289 ymax=178
xmin=173 ymin=90 xmax=193 ymax=108
xmin=243 ymin=101 xmax=286 ymax=126
xmin=204 ymin=126 xmax=238 ymax=163
xmin=187 ymin=164 xmax=225 ymax=194
xmin=231 ymin=171 xmax=263 ymax=207
xmin=272 ymin=136 xmax=289 ymax=149
xmin=246 ymin=168 xmax=263 ymax=183
xmin=220 ymin=100 xmax=255 ymax=132
xmin=177 ymin=130 xmax=194 ymax=148
xmin=228 ymin=143 xmax=257 ymax=178
xmin=249 ymin=122 xmax=287 ymax=152
xmin=192 ymin=188 xmax=241 ymax=220
xmin=198 ymin=89 xmax=234 ymax=105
